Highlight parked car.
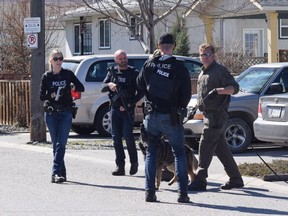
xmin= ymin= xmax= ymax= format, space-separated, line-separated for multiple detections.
xmin=62 ymin=54 xmax=202 ymax=136
xmin=254 ymin=92 xmax=288 ymax=145
xmin=184 ymin=62 xmax=288 ymax=153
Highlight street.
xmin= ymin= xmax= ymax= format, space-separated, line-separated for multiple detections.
xmin=0 ymin=132 xmax=287 ymax=216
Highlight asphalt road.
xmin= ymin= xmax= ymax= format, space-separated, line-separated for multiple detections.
xmin=0 ymin=132 xmax=287 ymax=216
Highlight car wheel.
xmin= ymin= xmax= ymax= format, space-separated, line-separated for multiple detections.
xmin=185 ymin=137 xmax=199 ymax=150
xmin=224 ymin=117 xmax=252 ymax=154
xmin=95 ymin=105 xmax=112 ymax=137
xmin=71 ymin=125 xmax=96 ymax=135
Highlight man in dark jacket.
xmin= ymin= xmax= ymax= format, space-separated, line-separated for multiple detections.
xmin=102 ymin=50 xmax=143 ymax=176
xmin=188 ymin=43 xmax=244 ymax=191
xmin=137 ymin=33 xmax=191 ymax=203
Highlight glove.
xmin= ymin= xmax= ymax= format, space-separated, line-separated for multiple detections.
xmin=207 ymin=88 xmax=218 ymax=99
xmin=101 ymin=85 xmax=110 ymax=93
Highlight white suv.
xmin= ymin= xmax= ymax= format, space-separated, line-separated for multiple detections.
xmin=63 ymin=54 xmax=202 ymax=136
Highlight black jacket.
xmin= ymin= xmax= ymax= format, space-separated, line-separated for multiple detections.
xmin=102 ymin=65 xmax=143 ymax=108
xmin=136 ymin=55 xmax=191 ymax=114
xmin=40 ymin=68 xmax=85 ymax=108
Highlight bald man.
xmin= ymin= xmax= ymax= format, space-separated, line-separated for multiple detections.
xmin=102 ymin=50 xmax=143 ymax=176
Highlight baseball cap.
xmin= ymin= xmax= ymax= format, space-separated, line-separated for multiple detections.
xmin=158 ymin=33 xmax=175 ymax=44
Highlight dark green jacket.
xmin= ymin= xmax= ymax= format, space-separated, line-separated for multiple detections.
xmin=197 ymin=61 xmax=239 ymax=112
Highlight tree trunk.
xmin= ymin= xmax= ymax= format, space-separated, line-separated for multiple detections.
xmin=30 ymin=0 xmax=46 ymax=142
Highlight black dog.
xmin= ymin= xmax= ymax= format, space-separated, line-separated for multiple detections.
xmin=138 ymin=124 xmax=198 ymax=190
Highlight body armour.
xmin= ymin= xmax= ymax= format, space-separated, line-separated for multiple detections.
xmin=137 ymin=55 xmax=191 ymax=114
xmin=40 ymin=68 xmax=85 ymax=108
xmin=102 ymin=66 xmax=143 ymax=109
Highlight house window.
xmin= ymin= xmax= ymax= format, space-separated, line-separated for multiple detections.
xmin=243 ymin=29 xmax=263 ymax=57
xmin=74 ymin=23 xmax=92 ymax=55
xmin=280 ymin=19 xmax=288 ymax=38
xmin=130 ymin=16 xmax=142 ymax=39
xmin=99 ymin=19 xmax=110 ymax=49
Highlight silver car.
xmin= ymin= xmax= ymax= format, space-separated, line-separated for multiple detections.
xmin=62 ymin=54 xmax=202 ymax=136
xmin=254 ymin=92 xmax=288 ymax=145
xmin=185 ymin=62 xmax=288 ymax=153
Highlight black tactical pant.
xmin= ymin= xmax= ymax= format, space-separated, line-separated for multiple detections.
xmin=195 ymin=111 xmax=243 ymax=184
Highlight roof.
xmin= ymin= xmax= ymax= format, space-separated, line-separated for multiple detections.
xmin=63 ymin=54 xmax=150 ymax=62
xmin=64 ymin=53 xmax=201 ymax=63
xmin=251 ymin=0 xmax=288 ymax=11
xmin=63 ymin=0 xmax=201 ymax=21
xmin=251 ymin=62 xmax=288 ymax=68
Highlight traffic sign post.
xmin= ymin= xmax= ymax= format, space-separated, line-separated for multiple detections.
xmin=26 ymin=33 xmax=38 ymax=49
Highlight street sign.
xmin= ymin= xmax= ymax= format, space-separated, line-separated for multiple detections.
xmin=26 ymin=34 xmax=38 ymax=49
xmin=24 ymin=17 xmax=41 ymax=33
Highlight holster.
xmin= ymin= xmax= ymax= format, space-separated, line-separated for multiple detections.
xmin=177 ymin=107 xmax=187 ymax=125
xmin=171 ymin=107 xmax=187 ymax=126
xmin=71 ymin=102 xmax=78 ymax=119
xmin=143 ymin=100 xmax=154 ymax=115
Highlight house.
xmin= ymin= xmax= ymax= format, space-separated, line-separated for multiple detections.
xmin=61 ymin=0 xmax=288 ymax=63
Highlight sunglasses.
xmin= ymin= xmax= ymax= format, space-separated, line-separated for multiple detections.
xmin=200 ymin=52 xmax=213 ymax=57
xmin=52 ymin=56 xmax=64 ymax=61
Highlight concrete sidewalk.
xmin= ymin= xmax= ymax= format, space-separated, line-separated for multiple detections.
xmin=0 ymin=132 xmax=288 ymax=216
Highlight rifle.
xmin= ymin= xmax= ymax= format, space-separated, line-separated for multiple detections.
xmin=109 ymin=66 xmax=134 ymax=124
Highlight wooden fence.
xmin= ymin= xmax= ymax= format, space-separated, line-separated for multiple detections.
xmin=0 ymin=80 xmax=30 ymax=126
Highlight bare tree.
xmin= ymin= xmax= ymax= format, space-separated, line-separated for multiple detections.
xmin=81 ymin=0 xmax=200 ymax=53
xmin=0 ymin=0 xmax=30 ymax=78
xmin=0 ymin=0 xmax=74 ymax=77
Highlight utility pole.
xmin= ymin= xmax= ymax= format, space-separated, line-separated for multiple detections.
xmin=30 ymin=0 xmax=46 ymax=142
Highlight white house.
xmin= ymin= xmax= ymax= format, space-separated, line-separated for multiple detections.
xmin=61 ymin=0 xmax=288 ymax=63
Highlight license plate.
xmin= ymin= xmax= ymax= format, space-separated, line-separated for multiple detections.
xmin=268 ymin=107 xmax=283 ymax=118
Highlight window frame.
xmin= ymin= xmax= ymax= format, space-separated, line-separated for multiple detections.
xmin=99 ymin=19 xmax=111 ymax=49
xmin=243 ymin=28 xmax=264 ymax=57
xmin=279 ymin=19 xmax=288 ymax=39
xmin=73 ymin=23 xmax=92 ymax=55
xmin=129 ymin=16 xmax=142 ymax=40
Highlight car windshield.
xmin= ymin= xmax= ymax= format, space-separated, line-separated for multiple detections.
xmin=236 ymin=67 xmax=277 ymax=93
xmin=62 ymin=61 xmax=80 ymax=73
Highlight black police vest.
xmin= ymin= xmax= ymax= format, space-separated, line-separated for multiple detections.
xmin=148 ymin=59 xmax=176 ymax=101
xmin=44 ymin=69 xmax=73 ymax=107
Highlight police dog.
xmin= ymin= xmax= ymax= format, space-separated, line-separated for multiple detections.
xmin=138 ymin=124 xmax=198 ymax=190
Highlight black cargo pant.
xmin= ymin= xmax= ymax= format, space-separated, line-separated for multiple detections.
xmin=195 ymin=111 xmax=243 ymax=184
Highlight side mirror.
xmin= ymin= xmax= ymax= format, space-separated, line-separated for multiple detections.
xmin=269 ymin=83 xmax=284 ymax=93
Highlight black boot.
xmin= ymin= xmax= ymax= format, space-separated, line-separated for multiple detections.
xmin=62 ymin=163 xmax=67 ymax=182
xmin=145 ymin=190 xmax=157 ymax=202
xmin=177 ymin=192 xmax=190 ymax=203
xmin=130 ymin=163 xmax=138 ymax=175
xmin=51 ymin=174 xmax=65 ymax=183
xmin=112 ymin=164 xmax=125 ymax=176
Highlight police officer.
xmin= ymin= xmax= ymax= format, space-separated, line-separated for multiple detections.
xmin=137 ymin=33 xmax=191 ymax=203
xmin=102 ymin=50 xmax=143 ymax=176
xmin=40 ymin=49 xmax=85 ymax=183
xmin=188 ymin=43 xmax=244 ymax=191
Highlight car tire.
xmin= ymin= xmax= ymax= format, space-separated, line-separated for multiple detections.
xmin=95 ymin=105 xmax=112 ymax=137
xmin=185 ymin=137 xmax=199 ymax=150
xmin=71 ymin=125 xmax=96 ymax=135
xmin=224 ymin=117 xmax=252 ymax=154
